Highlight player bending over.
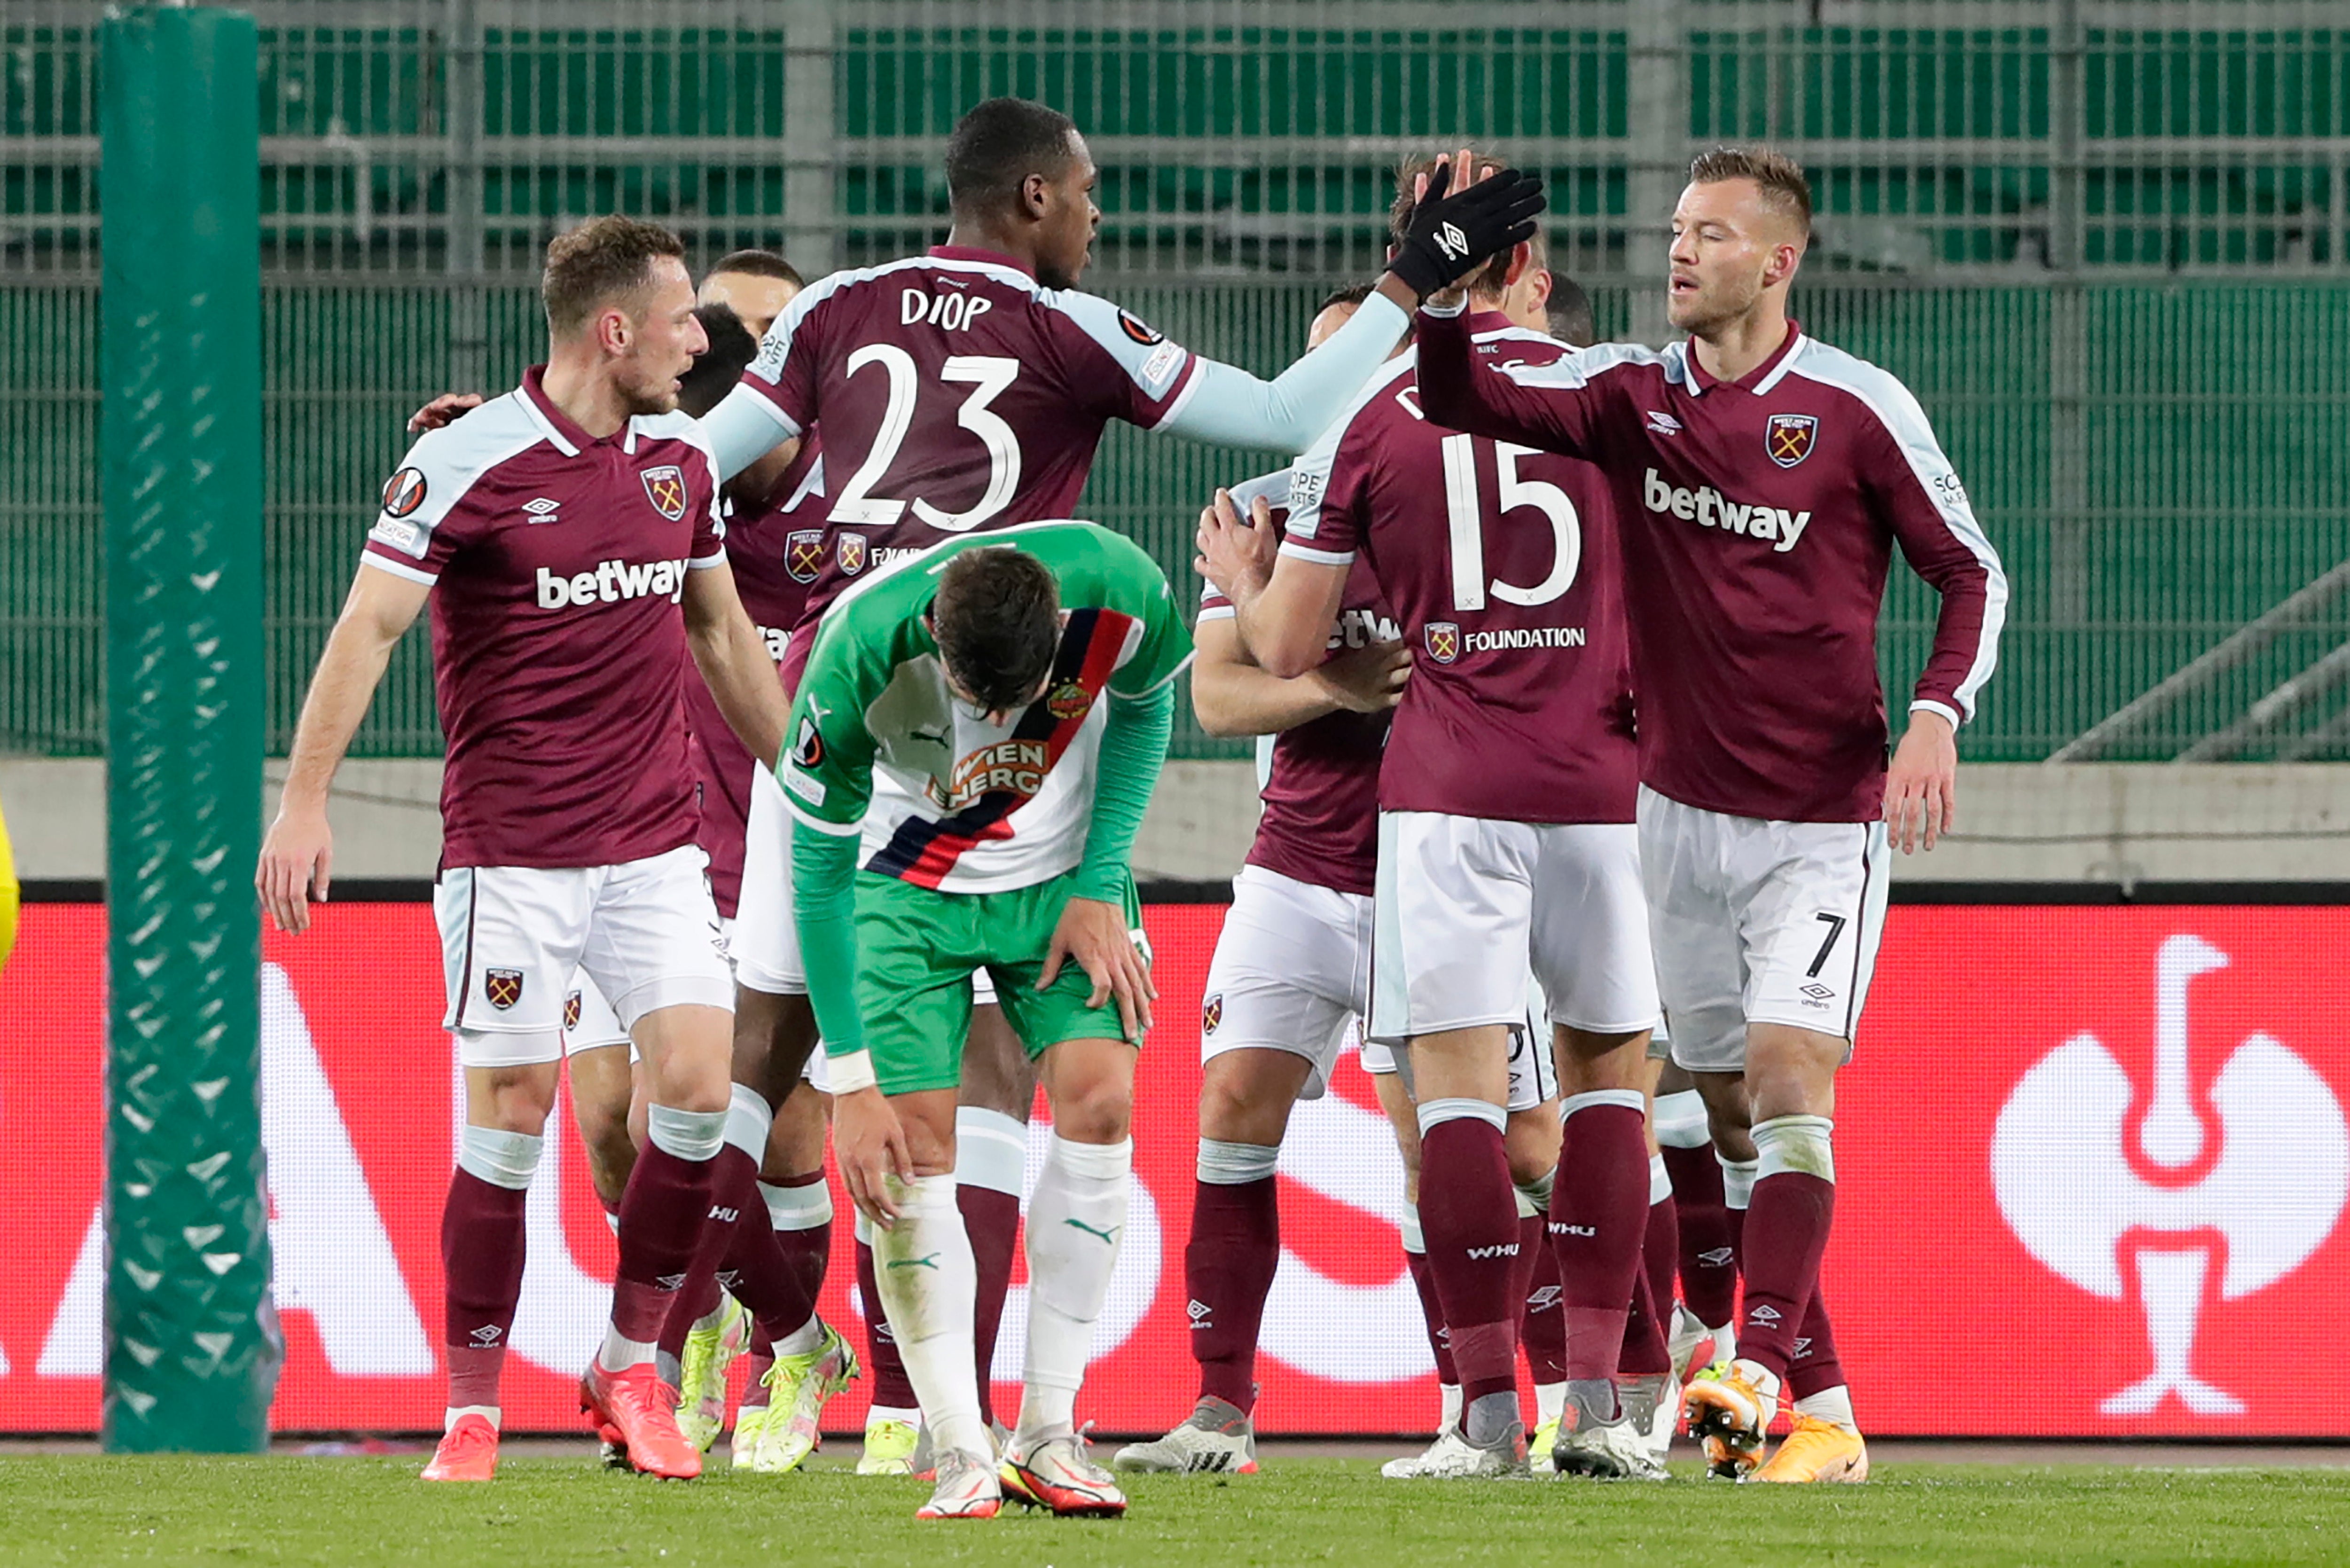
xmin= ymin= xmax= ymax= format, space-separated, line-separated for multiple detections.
xmin=1418 ymin=145 xmax=2006 ymax=1482
xmin=785 ymin=524 xmax=1190 ymax=1521
xmin=258 ymin=218 xmax=791 ymax=1483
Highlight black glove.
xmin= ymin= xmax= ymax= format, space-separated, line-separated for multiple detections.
xmin=1386 ymin=162 xmax=1547 ymax=302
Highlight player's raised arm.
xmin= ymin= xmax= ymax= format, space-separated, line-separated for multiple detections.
xmin=1861 ymin=383 xmax=2010 ymax=854
xmin=1149 ymin=162 xmax=1544 ymax=452
xmin=257 ymin=560 xmax=430 ymax=933
xmin=1198 ymin=488 xmax=1349 ymax=682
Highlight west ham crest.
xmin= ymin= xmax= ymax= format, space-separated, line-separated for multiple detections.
xmin=485 ymin=968 xmax=525 ymax=1011
xmin=1202 ymin=994 xmax=1223 ymax=1035
xmin=564 ymin=990 xmax=582 ymax=1031
xmin=642 ymin=463 xmax=689 ymax=520
xmin=1765 ymin=413 xmax=1818 ymax=469
xmin=837 ymin=533 xmax=869 ymax=575
xmin=786 ymin=528 xmax=827 ymax=583
xmin=1424 ymin=621 xmax=1461 ymax=665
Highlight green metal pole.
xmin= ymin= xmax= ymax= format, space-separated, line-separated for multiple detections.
xmin=99 ymin=5 xmax=277 ymax=1453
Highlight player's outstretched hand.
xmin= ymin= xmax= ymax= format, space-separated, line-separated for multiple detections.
xmin=833 ymin=1085 xmax=914 ymax=1228
xmin=1042 ymin=896 xmax=1156 ymax=1042
xmin=1317 ymin=639 xmax=1413 ymax=714
xmin=407 ymin=392 xmax=484 ymax=433
xmin=1386 ymin=151 xmax=1545 ymax=306
xmin=1885 ymin=708 xmax=1958 ymax=854
xmin=1193 ymin=488 xmax=1278 ymax=606
xmin=256 ymin=803 xmax=333 ymax=935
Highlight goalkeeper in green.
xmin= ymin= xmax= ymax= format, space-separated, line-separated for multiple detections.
xmin=783 ymin=522 xmax=1190 ymax=1520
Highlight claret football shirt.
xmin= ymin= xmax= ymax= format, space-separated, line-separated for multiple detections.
xmin=363 ymin=366 xmax=725 ymax=869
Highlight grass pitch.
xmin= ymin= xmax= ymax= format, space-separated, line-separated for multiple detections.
xmin=1 ymin=1454 xmax=2344 ymax=1568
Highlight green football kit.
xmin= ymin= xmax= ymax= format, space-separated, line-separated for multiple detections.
xmin=782 ymin=521 xmax=1194 ymax=1094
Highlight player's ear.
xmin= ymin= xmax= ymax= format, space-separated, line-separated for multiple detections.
xmin=1020 ymin=170 xmax=1052 ymax=221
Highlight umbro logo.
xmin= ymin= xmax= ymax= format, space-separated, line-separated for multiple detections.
xmin=1698 ymin=1247 xmax=1736 ymax=1268
xmin=469 ymin=1325 xmax=503 ymax=1347
xmin=655 ymin=1273 xmax=688 ymax=1291
xmin=1748 ymin=1303 xmax=1783 ymax=1326
xmin=1436 ymin=221 xmax=1469 ymax=260
xmin=522 ymin=497 xmax=561 ymax=523
xmin=1794 ymin=1336 xmax=1813 ymax=1358
xmin=1646 ymin=410 xmax=1683 ymax=436
xmin=1800 ymin=983 xmax=1835 ymax=1001
xmin=1187 ymin=1299 xmax=1213 ymax=1329
xmin=1527 ymin=1285 xmax=1563 ymax=1312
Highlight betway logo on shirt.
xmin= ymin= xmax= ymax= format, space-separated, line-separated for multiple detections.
xmin=1643 ymin=469 xmax=1812 ymax=553
xmin=534 ymin=557 xmax=690 ymax=609
xmin=927 ymin=738 xmax=1051 ymax=811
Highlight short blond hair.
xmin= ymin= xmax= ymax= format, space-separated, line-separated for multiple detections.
xmin=541 ymin=215 xmax=686 ymax=338
xmin=1687 ymin=145 xmax=1813 ymax=238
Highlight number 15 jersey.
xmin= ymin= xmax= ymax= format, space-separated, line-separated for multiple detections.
xmin=1283 ymin=314 xmax=1636 ymax=826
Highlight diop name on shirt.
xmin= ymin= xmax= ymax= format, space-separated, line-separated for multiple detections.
xmin=928 ymin=737 xmax=1051 ymax=810
xmin=533 ymin=557 xmax=691 ymax=609
xmin=1642 ymin=468 xmax=1812 ymax=553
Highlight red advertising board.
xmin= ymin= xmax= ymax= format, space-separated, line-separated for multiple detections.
xmin=4 ymin=901 xmax=2348 ymax=1436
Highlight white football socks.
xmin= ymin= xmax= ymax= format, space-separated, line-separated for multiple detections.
xmin=1015 ymin=1134 xmax=1132 ymax=1444
xmin=871 ymin=1171 xmax=988 ymax=1462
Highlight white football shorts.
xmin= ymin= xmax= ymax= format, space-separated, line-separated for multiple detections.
xmin=1637 ymin=784 xmax=1890 ymax=1074
xmin=1199 ymin=864 xmax=1371 ymax=1100
xmin=436 ymin=843 xmax=734 ymax=1068
xmin=1358 ymin=978 xmax=1559 ymax=1113
xmin=561 ymin=970 xmax=632 ymax=1055
xmin=1371 ymin=811 xmax=1660 ymax=1043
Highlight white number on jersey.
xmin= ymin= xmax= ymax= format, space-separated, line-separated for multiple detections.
xmin=1439 ymin=432 xmax=1582 ymax=612
xmin=828 ymin=345 xmax=1024 ymax=533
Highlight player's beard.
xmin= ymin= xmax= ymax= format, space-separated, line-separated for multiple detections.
xmin=616 ymin=364 xmax=682 ymax=417
xmin=1667 ymin=268 xmax=1763 ymax=339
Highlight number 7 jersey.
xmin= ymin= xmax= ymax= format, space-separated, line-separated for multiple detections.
xmin=1282 ymin=313 xmax=1637 ymax=825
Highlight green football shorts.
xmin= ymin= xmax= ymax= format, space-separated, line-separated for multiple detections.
xmin=853 ymin=868 xmax=1148 ymax=1096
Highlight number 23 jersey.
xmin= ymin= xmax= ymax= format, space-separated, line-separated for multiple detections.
xmin=734 ymin=244 xmax=1200 ymax=562
xmin=1283 ymin=317 xmax=1636 ymax=826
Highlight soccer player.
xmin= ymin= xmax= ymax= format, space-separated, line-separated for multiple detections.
xmin=1206 ymin=153 xmax=1662 ymax=1480
xmin=1417 ymin=146 xmax=2008 ymax=1482
xmin=680 ymin=94 xmax=1540 ymax=1459
xmin=784 ymin=524 xmax=1188 ymax=1520
xmin=697 ymin=249 xmax=804 ymax=338
xmin=1107 ymin=289 xmax=1410 ymax=1479
xmin=257 ymin=216 xmax=792 ymax=1483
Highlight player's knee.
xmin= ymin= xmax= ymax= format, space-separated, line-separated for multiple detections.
xmin=1198 ymin=1052 xmax=1302 ymax=1146
xmin=1504 ymin=1105 xmax=1563 ymax=1188
xmin=764 ymin=1082 xmax=830 ymax=1176
xmin=464 ymin=1054 xmax=561 ymax=1132
xmin=1047 ymin=1076 xmax=1133 ymax=1145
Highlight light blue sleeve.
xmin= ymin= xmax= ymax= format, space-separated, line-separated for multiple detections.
xmin=1153 ymin=291 xmax=1410 ymax=452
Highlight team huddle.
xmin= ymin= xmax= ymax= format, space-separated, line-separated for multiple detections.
xmin=256 ymin=97 xmax=2005 ymax=1519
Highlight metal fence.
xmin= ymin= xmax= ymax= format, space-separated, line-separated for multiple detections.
xmin=8 ymin=1 xmax=2350 ymax=759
